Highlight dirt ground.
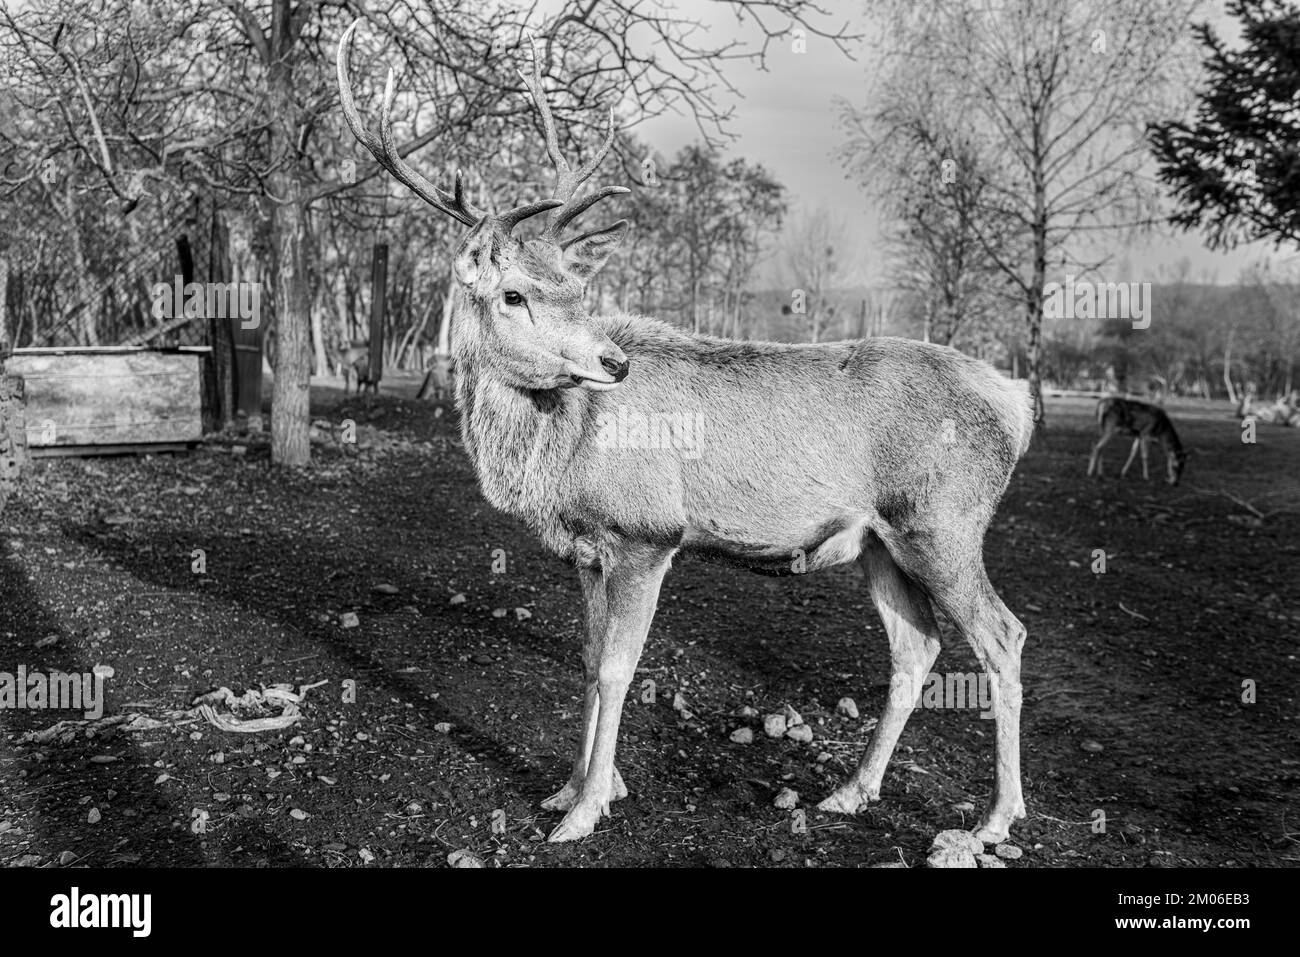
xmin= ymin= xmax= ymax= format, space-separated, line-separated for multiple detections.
xmin=1 ymin=386 xmax=1296 ymax=868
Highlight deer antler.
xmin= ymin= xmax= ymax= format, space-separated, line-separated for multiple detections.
xmin=337 ymin=22 xmax=483 ymax=226
xmin=517 ymin=34 xmax=629 ymax=240
xmin=337 ymin=22 xmax=562 ymax=232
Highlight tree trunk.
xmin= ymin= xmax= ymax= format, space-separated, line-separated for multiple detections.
xmin=268 ymin=185 xmax=312 ymax=465
xmin=691 ymin=276 xmax=700 ymax=334
xmin=267 ymin=0 xmax=311 ymax=466
xmin=311 ymin=284 xmax=328 ymax=378
xmin=1026 ymin=185 xmax=1047 ymax=430
xmin=1222 ymin=328 xmax=1237 ymax=404
xmin=332 ymin=281 xmax=350 ymax=362
xmin=0 ymin=257 xmax=9 ymax=350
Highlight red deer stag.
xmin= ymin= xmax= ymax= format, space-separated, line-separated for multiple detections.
xmin=337 ymin=23 xmax=1034 ymax=847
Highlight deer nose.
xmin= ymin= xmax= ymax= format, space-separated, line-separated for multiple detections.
xmin=600 ymin=354 xmax=630 ymax=382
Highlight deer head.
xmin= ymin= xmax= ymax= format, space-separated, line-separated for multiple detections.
xmin=337 ymin=23 xmax=632 ymax=392
xmin=1167 ymin=447 xmax=1188 ymax=486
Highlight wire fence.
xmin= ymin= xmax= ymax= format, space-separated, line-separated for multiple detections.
xmin=2 ymin=193 xmax=216 ymax=351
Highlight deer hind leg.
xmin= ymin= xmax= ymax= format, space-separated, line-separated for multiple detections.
xmin=548 ymin=544 xmax=673 ymax=843
xmin=1120 ymin=437 xmax=1141 ymax=477
xmin=1087 ymin=429 xmax=1114 ymax=477
xmin=819 ymin=537 xmax=941 ymax=816
xmin=1139 ymin=437 xmax=1150 ymax=480
xmin=929 ymin=563 xmax=1027 ymax=845
xmin=542 ymin=567 xmax=629 ymax=813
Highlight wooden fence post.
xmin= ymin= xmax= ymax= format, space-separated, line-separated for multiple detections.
xmin=207 ymin=206 xmax=236 ymax=429
xmin=368 ymin=242 xmax=388 ymax=389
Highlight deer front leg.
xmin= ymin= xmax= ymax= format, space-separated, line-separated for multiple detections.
xmin=1139 ymin=437 xmax=1150 ymax=480
xmin=1120 ymin=437 xmax=1141 ymax=477
xmin=541 ymin=568 xmax=628 ymax=812
xmin=548 ymin=544 xmax=672 ymax=843
xmin=1087 ymin=430 xmax=1114 ymax=477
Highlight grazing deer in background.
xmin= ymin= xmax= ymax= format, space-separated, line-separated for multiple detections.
xmin=339 ymin=23 xmax=1034 ymax=847
xmin=1087 ymin=397 xmax=1186 ymax=485
xmin=415 ymin=352 xmax=452 ymax=401
xmin=337 ymin=340 xmax=377 ymax=395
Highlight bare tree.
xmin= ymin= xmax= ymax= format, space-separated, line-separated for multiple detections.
xmin=859 ymin=0 xmax=1202 ymax=428
xmin=592 ymin=141 xmax=784 ymax=335
xmin=1244 ymin=260 xmax=1300 ymax=398
xmin=842 ymin=88 xmax=1018 ymax=348
xmin=783 ymin=207 xmax=851 ymax=343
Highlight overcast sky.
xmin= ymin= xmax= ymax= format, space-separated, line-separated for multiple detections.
xmin=636 ymin=0 xmax=1280 ymax=288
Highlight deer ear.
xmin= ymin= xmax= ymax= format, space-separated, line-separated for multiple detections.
xmin=454 ymin=221 xmax=498 ymax=287
xmin=561 ymin=220 xmax=629 ymax=280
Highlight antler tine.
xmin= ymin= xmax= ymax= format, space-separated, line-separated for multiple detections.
xmin=546 ymin=105 xmax=629 ymax=234
xmin=337 ymin=21 xmax=483 ymax=227
xmin=519 ymin=34 xmax=571 ymax=182
xmin=497 ymin=198 xmax=566 ymax=233
xmin=550 ymin=185 xmax=632 ymax=236
xmin=375 ymin=68 xmax=481 ymax=225
xmin=568 ymin=106 xmax=617 ymax=190
xmin=517 ymin=36 xmax=629 ymax=239
xmin=337 ymin=22 xmax=382 ymax=155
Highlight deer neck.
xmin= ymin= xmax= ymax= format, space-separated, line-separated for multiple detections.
xmin=450 ymin=303 xmax=582 ymax=539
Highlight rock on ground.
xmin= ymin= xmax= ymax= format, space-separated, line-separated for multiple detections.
xmin=931 ymin=829 xmax=985 ymax=854
xmin=773 ymin=787 xmax=799 ymax=810
xmin=927 ymin=848 xmax=978 ymax=868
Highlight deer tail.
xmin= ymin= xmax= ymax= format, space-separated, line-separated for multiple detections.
xmin=987 ymin=371 xmax=1035 ymax=459
xmin=1012 ymin=379 xmax=1034 ymax=458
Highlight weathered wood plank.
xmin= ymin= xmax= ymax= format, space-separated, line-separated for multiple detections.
xmin=6 ymin=350 xmax=202 ymax=448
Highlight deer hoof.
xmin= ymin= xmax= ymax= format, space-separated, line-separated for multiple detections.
xmin=973 ymin=820 xmax=1011 ymax=845
xmin=541 ymin=782 xmax=581 ymax=812
xmin=817 ymin=784 xmax=878 ymax=816
xmin=973 ymin=802 xmax=1026 ymax=845
xmin=547 ymin=800 xmax=608 ymax=843
xmin=542 ymin=766 xmax=627 ymax=812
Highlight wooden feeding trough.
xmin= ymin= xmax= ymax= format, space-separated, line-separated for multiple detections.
xmin=5 ymin=346 xmax=208 ymax=457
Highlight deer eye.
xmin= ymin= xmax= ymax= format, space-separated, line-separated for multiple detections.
xmin=503 ymin=290 xmax=525 ymax=307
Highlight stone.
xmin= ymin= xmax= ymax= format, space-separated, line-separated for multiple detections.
xmin=927 ymin=848 xmax=977 ymax=868
xmin=931 ymin=829 xmax=984 ymax=854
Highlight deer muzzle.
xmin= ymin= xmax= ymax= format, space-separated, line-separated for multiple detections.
xmin=564 ymin=344 xmax=629 ymax=391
